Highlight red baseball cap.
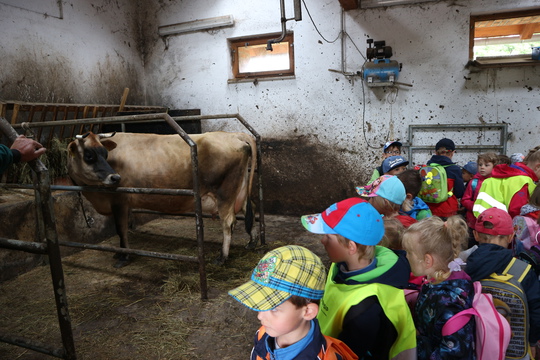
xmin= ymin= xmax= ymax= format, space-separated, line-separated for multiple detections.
xmin=475 ymin=208 xmax=514 ymax=236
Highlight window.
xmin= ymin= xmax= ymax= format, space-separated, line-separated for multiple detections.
xmin=470 ymin=9 xmax=540 ymax=67
xmin=228 ymin=33 xmax=295 ymax=82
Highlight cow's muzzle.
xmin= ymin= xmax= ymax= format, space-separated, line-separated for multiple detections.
xmin=104 ymin=173 xmax=121 ymax=186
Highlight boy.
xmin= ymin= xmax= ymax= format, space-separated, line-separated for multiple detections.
xmin=424 ymin=138 xmax=465 ymax=218
xmin=382 ymin=155 xmax=409 ymax=176
xmin=301 ymin=197 xmax=417 ymax=359
xmin=461 ymin=161 xmax=477 ymax=184
xmin=369 ymin=140 xmax=402 ymax=183
xmin=464 ymin=208 xmax=540 ymax=357
xmin=398 ymin=169 xmax=432 ymax=221
xmin=229 ymin=245 xmax=358 ymax=360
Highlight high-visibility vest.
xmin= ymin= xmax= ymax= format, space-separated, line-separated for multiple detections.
xmin=473 ymin=176 xmax=536 ymax=217
xmin=318 ymin=263 xmax=417 ymax=360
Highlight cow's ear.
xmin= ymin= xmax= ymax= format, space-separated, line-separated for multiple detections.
xmin=100 ymin=140 xmax=117 ymax=152
xmin=68 ymin=141 xmax=78 ymax=156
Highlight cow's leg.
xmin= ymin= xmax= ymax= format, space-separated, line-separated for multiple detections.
xmin=111 ymin=202 xmax=131 ymax=268
xmin=244 ymin=198 xmax=259 ymax=250
xmin=216 ymin=205 xmax=236 ymax=265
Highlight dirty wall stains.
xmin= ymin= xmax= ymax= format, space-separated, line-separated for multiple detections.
xmin=0 ymin=49 xmax=145 ymax=104
xmin=261 ymin=135 xmax=363 ymax=215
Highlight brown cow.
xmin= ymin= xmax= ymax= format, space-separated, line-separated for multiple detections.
xmin=67 ymin=131 xmax=258 ymax=267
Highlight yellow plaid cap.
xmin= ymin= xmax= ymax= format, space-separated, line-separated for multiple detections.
xmin=228 ymin=245 xmax=326 ymax=311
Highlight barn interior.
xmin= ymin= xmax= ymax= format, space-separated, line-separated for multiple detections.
xmin=0 ymin=0 xmax=539 ymax=359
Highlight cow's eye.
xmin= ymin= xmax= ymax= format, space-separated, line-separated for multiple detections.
xmin=83 ymin=150 xmax=96 ymax=163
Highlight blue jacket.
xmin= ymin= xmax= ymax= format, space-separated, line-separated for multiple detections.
xmin=465 ymin=243 xmax=540 ymax=343
xmin=404 ymin=197 xmax=432 ymax=220
xmin=0 ymin=144 xmax=19 ymax=174
xmin=251 ymin=319 xmax=355 ymax=360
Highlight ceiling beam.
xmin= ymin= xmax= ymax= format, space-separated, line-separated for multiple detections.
xmin=475 ymin=23 xmax=540 ymax=39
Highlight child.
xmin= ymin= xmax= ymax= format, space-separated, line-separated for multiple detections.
xmin=424 ymin=138 xmax=465 ymax=219
xmin=401 ymin=215 xmax=475 ymax=359
xmin=356 ymin=175 xmax=415 ymax=228
xmin=398 ymin=169 xmax=432 ymax=221
xmin=461 ymin=152 xmax=498 ymax=233
xmin=382 ymin=155 xmax=409 ymax=176
xmin=228 ymin=245 xmax=358 ymax=360
xmin=461 ymin=161 xmax=477 ymax=184
xmin=473 ymin=146 xmax=540 ymax=218
xmin=301 ymin=197 xmax=417 ymax=359
xmin=369 ymin=140 xmax=402 ymax=183
xmin=464 ymin=208 xmax=540 ymax=357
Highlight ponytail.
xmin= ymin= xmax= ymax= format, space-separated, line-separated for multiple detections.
xmin=402 ymin=215 xmax=468 ymax=282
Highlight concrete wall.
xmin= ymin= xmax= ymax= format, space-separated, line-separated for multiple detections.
xmin=1 ymin=0 xmax=539 ymax=214
xmin=0 ymin=0 xmax=146 ymax=104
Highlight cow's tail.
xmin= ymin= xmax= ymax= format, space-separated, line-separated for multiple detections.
xmin=243 ymin=133 xmax=257 ymax=236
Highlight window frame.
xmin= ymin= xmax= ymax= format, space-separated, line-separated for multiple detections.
xmin=228 ymin=32 xmax=295 ymax=82
xmin=469 ymin=9 xmax=540 ymax=68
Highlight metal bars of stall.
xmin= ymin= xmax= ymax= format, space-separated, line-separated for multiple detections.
xmin=406 ymin=123 xmax=508 ymax=164
xmin=0 ymin=117 xmax=76 ymax=359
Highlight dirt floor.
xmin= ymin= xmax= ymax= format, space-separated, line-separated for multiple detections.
xmin=0 ymin=214 xmax=328 ymax=359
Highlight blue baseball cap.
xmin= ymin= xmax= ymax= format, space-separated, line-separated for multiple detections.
xmin=383 ymin=156 xmax=409 ymax=173
xmin=384 ymin=140 xmax=402 ymax=152
xmin=462 ymin=161 xmax=477 ymax=175
xmin=301 ymin=198 xmax=384 ymax=245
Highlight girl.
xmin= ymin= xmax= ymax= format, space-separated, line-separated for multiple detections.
xmin=402 ymin=216 xmax=475 ymax=359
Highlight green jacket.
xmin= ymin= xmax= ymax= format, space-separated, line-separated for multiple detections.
xmin=318 ymin=247 xmax=417 ymax=359
xmin=0 ymin=144 xmax=15 ymax=174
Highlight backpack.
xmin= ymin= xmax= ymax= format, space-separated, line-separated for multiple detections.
xmin=418 ymin=163 xmax=451 ymax=203
xmin=442 ymin=281 xmax=512 ymax=360
xmin=480 ymin=258 xmax=532 ymax=360
xmin=513 ymin=215 xmax=540 ymax=251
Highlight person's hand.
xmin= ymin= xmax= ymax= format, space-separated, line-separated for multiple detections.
xmin=10 ymin=135 xmax=46 ymax=162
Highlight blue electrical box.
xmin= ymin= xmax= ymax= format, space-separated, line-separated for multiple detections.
xmin=532 ymin=47 xmax=540 ymax=60
xmin=362 ymin=58 xmax=401 ymax=87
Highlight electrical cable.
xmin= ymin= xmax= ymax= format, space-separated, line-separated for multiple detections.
xmin=301 ymin=0 xmax=341 ymax=44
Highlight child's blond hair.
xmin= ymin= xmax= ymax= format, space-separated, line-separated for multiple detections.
xmin=369 ymin=195 xmax=412 ymax=216
xmin=381 ymin=218 xmax=405 ymax=250
xmin=402 ymin=216 xmax=468 ymax=282
xmin=336 ymin=234 xmax=375 ymax=261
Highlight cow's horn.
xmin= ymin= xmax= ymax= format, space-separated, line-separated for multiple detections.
xmin=75 ymin=132 xmax=91 ymax=139
xmin=98 ymin=132 xmax=116 ymax=138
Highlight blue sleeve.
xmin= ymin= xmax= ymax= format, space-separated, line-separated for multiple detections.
xmin=0 ymin=144 xmax=14 ymax=174
xmin=447 ymin=164 xmax=465 ymax=198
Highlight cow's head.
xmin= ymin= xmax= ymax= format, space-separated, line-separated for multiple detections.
xmin=67 ymin=132 xmax=121 ymax=186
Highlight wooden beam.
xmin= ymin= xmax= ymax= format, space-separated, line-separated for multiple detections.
xmin=520 ymin=23 xmax=535 ymax=40
xmin=475 ymin=23 xmax=540 ymax=38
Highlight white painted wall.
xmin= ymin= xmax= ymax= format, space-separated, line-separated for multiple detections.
xmin=145 ymin=0 xmax=540 ymax=166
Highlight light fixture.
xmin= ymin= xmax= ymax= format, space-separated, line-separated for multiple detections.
xmin=158 ymin=15 xmax=234 ymax=36
xmin=361 ymin=0 xmax=437 ymax=8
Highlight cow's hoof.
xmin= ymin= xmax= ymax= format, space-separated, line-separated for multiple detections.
xmin=245 ymin=238 xmax=259 ymax=250
xmin=113 ymin=253 xmax=131 ymax=268
xmin=213 ymin=256 xmax=226 ymax=266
